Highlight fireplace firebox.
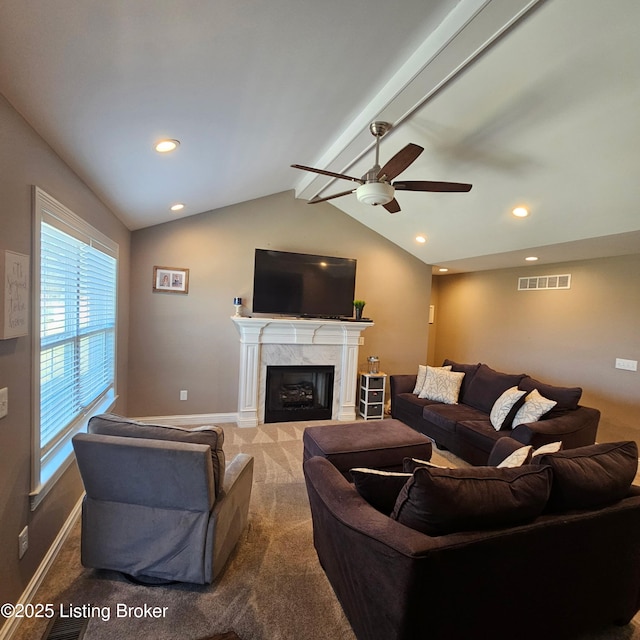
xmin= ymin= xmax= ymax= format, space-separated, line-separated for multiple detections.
xmin=265 ymin=365 xmax=334 ymax=423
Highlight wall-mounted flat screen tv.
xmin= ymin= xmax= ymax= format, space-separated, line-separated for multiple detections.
xmin=252 ymin=249 xmax=357 ymax=318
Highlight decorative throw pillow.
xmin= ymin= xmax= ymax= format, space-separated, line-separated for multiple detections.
xmin=497 ymin=445 xmax=533 ymax=468
xmin=418 ymin=367 xmax=465 ymax=404
xmin=490 ymin=386 xmax=527 ymax=431
xmin=511 ymin=389 xmax=557 ymax=428
xmin=530 ymin=441 xmax=562 ymax=460
xmin=533 ymin=440 xmax=637 ymax=512
xmin=351 ymin=468 xmax=411 ymax=514
xmin=413 ymin=364 xmax=451 ymax=395
xmin=403 ymin=457 xmax=450 ymax=473
xmin=391 ymin=465 xmax=552 ymax=536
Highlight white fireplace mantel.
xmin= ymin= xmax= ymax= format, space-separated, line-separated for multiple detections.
xmin=231 ymin=316 xmax=373 ymax=427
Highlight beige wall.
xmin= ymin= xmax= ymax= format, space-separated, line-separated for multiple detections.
xmin=431 ymin=254 xmax=640 ymax=445
xmin=128 ymin=190 xmax=432 ymax=417
xmin=0 ymin=93 xmax=130 ymax=621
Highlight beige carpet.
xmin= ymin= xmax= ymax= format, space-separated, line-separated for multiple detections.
xmin=9 ymin=421 xmax=640 ymax=640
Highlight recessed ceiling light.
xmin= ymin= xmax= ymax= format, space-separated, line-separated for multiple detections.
xmin=415 ymin=235 xmax=427 ymax=243
xmin=155 ymin=139 xmax=180 ymax=153
xmin=525 ymin=256 xmax=539 ymax=262
xmin=170 ymin=203 xmax=185 ymax=212
xmin=512 ymin=206 xmax=529 ymax=218
xmin=438 ymin=267 xmax=449 ymax=272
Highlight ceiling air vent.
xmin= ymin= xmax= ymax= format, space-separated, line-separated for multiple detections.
xmin=518 ymin=274 xmax=571 ymax=291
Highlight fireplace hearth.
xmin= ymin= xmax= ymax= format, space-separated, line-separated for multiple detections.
xmin=265 ymin=365 xmax=334 ymax=423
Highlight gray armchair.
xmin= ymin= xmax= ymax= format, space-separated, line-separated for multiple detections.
xmin=72 ymin=413 xmax=253 ymax=585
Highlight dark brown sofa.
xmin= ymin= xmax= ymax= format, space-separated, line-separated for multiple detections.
xmin=391 ymin=361 xmax=600 ymax=465
xmin=304 ymin=440 xmax=640 ymax=640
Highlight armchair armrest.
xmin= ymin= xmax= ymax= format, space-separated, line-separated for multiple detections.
xmin=207 ymin=453 xmax=254 ymax=581
xmin=511 ymin=406 xmax=600 ymax=449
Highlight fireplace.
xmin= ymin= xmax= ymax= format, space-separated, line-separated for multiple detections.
xmin=231 ymin=317 xmax=373 ymax=427
xmin=265 ymin=365 xmax=334 ymax=423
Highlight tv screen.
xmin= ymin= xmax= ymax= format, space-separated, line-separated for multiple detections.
xmin=252 ymin=249 xmax=357 ymax=318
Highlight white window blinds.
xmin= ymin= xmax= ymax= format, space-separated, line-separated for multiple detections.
xmin=32 ymin=187 xmax=118 ymax=507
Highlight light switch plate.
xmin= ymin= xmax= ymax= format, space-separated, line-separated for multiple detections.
xmin=0 ymin=387 xmax=7 ymax=419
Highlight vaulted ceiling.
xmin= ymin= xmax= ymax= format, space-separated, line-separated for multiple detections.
xmin=0 ymin=0 xmax=638 ymax=272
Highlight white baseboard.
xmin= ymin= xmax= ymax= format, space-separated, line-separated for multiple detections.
xmin=0 ymin=495 xmax=83 ymax=640
xmin=135 ymin=412 xmax=238 ymax=426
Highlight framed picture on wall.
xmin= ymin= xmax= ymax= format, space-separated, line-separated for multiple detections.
xmin=153 ymin=266 xmax=189 ymax=294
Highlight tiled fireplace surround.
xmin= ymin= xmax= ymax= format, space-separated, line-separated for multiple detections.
xmin=232 ymin=317 xmax=373 ymax=427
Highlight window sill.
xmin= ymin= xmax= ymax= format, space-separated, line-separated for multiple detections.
xmin=30 ymin=393 xmax=117 ymax=511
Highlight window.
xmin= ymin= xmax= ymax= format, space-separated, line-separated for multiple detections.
xmin=31 ymin=187 xmax=118 ymax=508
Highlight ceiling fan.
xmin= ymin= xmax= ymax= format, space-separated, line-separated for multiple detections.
xmin=291 ymin=121 xmax=472 ymax=213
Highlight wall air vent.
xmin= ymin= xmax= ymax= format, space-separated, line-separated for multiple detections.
xmin=518 ymin=274 xmax=571 ymax=291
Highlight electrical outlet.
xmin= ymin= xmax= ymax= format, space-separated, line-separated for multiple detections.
xmin=0 ymin=387 xmax=7 ymax=419
xmin=180 ymin=390 xmax=188 ymax=401
xmin=18 ymin=526 xmax=28 ymax=559
xmin=615 ymin=358 xmax=638 ymax=372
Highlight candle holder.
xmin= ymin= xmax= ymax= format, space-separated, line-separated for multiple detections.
xmin=233 ymin=297 xmax=243 ymax=317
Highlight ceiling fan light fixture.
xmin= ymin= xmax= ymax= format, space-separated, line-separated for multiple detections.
xmin=356 ymin=182 xmax=394 ymax=206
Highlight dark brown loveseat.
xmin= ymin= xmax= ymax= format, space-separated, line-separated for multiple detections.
xmin=391 ymin=360 xmax=600 ymax=465
xmin=304 ymin=440 xmax=640 ymax=640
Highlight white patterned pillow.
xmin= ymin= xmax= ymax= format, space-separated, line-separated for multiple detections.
xmin=512 ymin=389 xmax=557 ymax=427
xmin=413 ymin=364 xmax=451 ymax=395
xmin=418 ymin=367 xmax=465 ymax=404
xmin=490 ymin=386 xmax=527 ymax=431
xmin=531 ymin=441 xmax=562 ymax=460
xmin=497 ymin=445 xmax=533 ymax=468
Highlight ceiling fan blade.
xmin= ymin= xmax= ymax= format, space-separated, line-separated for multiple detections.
xmin=377 ymin=143 xmax=424 ymax=181
xmin=383 ymin=198 xmax=401 ymax=214
xmin=291 ymin=164 xmax=362 ymax=184
xmin=393 ymin=180 xmax=473 ymax=193
xmin=308 ymin=188 xmax=357 ymax=204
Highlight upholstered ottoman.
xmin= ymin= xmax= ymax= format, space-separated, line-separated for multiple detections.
xmin=302 ymin=418 xmax=432 ymax=479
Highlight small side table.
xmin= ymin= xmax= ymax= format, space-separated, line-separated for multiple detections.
xmin=359 ymin=372 xmax=387 ymax=420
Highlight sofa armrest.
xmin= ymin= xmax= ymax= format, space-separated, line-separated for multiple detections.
xmin=511 ymin=406 xmax=600 ymax=449
xmin=390 ymin=374 xmax=417 ymax=397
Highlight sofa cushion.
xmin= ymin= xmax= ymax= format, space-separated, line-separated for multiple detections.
xmin=463 ymin=364 xmax=526 ymax=414
xmin=394 ymin=392 xmax=441 ymax=420
xmin=88 ymin=413 xmax=226 ymax=497
xmin=422 ymin=403 xmax=489 ymax=432
xmin=391 ymin=465 xmax=552 ymax=536
xmin=442 ymin=360 xmax=480 ymax=401
xmin=351 ymin=468 xmax=411 ymax=515
xmin=490 ymin=386 xmax=527 ymax=430
xmin=512 ymin=389 xmax=557 ymax=427
xmin=533 ymin=440 xmax=638 ymax=512
xmin=519 ymin=376 xmax=582 ymax=412
xmin=455 ymin=419 xmax=504 ymax=458
xmin=418 ymin=367 xmax=465 ymax=404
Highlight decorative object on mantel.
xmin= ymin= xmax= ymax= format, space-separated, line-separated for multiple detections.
xmin=353 ymin=299 xmax=366 ymax=320
xmin=153 ymin=266 xmax=189 ymax=294
xmin=233 ymin=297 xmax=243 ymax=317
xmin=1 ymin=250 xmax=29 ymax=339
